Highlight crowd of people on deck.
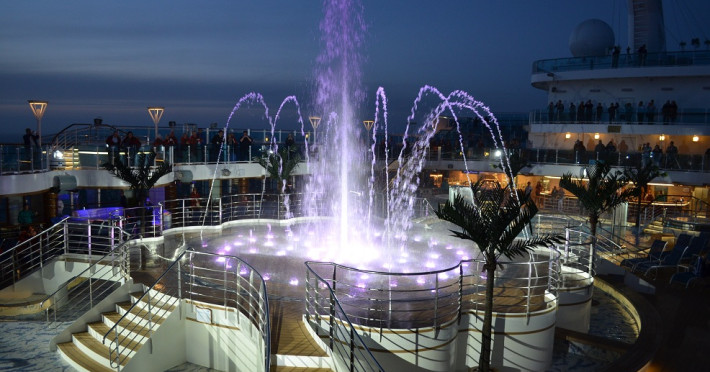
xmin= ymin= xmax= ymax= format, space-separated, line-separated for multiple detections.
xmin=547 ymin=99 xmax=681 ymax=124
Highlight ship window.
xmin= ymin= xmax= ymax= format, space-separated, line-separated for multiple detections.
xmin=621 ymin=88 xmax=633 ymax=92
xmin=589 ymin=89 xmax=601 ymax=92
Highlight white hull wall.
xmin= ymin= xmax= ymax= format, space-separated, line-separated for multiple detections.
xmin=182 ymin=300 xmax=266 ymax=372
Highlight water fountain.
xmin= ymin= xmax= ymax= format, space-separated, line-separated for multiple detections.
xmin=169 ymin=0 xmax=565 ymax=370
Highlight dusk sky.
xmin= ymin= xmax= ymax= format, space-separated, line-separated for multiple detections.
xmin=2 ymin=0 xmax=709 ymax=139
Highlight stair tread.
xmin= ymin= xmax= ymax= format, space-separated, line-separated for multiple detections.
xmin=88 ymin=322 xmax=144 ymax=351
xmin=117 ymin=303 xmax=169 ymax=324
xmin=58 ymin=342 xmax=114 ymax=372
xmin=73 ymin=332 xmax=130 ymax=366
xmin=270 ymin=367 xmax=333 ymax=372
xmin=102 ymin=312 xmax=152 ymax=337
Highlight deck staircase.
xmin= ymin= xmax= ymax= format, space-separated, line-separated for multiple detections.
xmin=270 ymin=299 xmax=333 ymax=372
xmin=57 ymin=289 xmax=177 ymax=372
xmin=642 ymin=219 xmax=665 ymax=235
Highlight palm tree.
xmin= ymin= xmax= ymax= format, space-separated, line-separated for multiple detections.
xmin=103 ymin=151 xmax=172 ymax=236
xmin=559 ymin=162 xmax=634 ymax=238
xmin=255 ymin=145 xmax=301 ymax=193
xmin=624 ymin=162 xmax=665 ymax=244
xmin=435 ymin=180 xmax=562 ymax=371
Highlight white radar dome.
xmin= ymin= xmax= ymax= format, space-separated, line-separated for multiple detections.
xmin=569 ymin=19 xmax=615 ymax=57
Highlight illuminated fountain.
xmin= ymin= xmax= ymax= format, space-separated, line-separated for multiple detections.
xmin=170 ymin=0 xmax=567 ymax=371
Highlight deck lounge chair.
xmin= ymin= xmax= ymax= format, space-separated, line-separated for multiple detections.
xmin=620 ymin=239 xmax=669 ymax=271
xmin=634 ymin=236 xmax=701 ymax=278
xmin=670 ymin=256 xmax=706 ymax=288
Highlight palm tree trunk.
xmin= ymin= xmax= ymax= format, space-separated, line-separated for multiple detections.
xmin=635 ymin=185 xmax=648 ymax=246
xmin=479 ymin=263 xmax=496 ymax=371
xmin=589 ymin=213 xmax=598 ymax=239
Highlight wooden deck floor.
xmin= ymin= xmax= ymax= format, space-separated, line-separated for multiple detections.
xmin=269 ymin=299 xmax=327 ymax=357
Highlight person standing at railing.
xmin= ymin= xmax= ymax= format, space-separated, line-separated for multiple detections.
xmin=226 ymin=132 xmax=238 ymax=161
xmin=211 ymin=130 xmax=224 ymax=162
xmin=105 ymin=130 xmax=122 ymax=158
xmin=646 ymin=100 xmax=656 ymax=124
xmin=239 ymin=130 xmax=253 ymax=161
xmin=637 ymin=101 xmax=645 ymax=124
xmin=179 ymin=132 xmax=190 ymax=162
xmin=122 ymin=131 xmax=141 ymax=162
xmin=189 ymin=131 xmax=202 ymax=162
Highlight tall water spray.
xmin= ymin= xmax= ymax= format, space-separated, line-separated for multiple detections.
xmin=307 ymin=0 xmax=368 ymax=250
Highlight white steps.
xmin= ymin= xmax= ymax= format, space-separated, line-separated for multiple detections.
xmin=57 ymin=289 xmax=177 ymax=371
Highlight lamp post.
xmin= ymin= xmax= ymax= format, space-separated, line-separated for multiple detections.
xmin=363 ymin=120 xmax=374 ymax=131
xmin=147 ymin=107 xmax=165 ymax=143
xmin=309 ymin=116 xmax=321 ymax=145
xmin=28 ymin=100 xmax=48 ymax=148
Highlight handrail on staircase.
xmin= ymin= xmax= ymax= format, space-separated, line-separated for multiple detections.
xmin=103 ymin=248 xmax=271 ymax=372
xmin=40 ymin=218 xmax=132 ymax=327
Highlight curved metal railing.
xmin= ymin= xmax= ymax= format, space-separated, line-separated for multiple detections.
xmin=103 ymin=249 xmax=270 ymax=372
xmin=305 ymin=262 xmax=385 ymax=372
xmin=306 ymin=247 xmax=561 ymax=332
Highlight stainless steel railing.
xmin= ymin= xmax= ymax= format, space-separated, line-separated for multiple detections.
xmin=41 ymin=220 xmax=132 ymax=327
xmin=0 ymin=217 xmax=70 ymax=287
xmin=306 ymin=247 xmax=561 ymax=331
xmin=103 ymin=249 xmax=270 ymax=372
xmin=305 ymin=262 xmax=385 ymax=372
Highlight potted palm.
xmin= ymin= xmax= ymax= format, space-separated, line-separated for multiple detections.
xmin=435 ymin=179 xmax=562 ymax=371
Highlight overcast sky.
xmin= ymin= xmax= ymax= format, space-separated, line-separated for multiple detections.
xmin=2 ymin=0 xmax=709 ymax=138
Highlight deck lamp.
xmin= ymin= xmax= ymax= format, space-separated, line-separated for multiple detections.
xmin=147 ymin=107 xmax=165 ymax=142
xmin=28 ymin=100 xmax=48 ymax=148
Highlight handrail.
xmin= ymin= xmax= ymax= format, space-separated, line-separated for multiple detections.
xmin=564 ymin=227 xmax=623 ymax=269
xmin=305 ymin=245 xmax=561 ymax=330
xmin=40 ymin=220 xmax=132 ymax=326
xmin=0 ymin=216 xmax=70 ymax=288
xmin=305 ymin=262 xmax=385 ymax=372
xmin=102 ymin=248 xmax=271 ymax=372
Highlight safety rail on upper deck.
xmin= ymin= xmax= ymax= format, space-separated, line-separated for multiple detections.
xmin=0 ymin=144 xmax=52 ymax=174
xmin=103 ymin=249 xmax=270 ymax=372
xmin=533 ymin=49 xmax=710 ymax=74
xmin=306 ymin=247 xmax=561 ymax=333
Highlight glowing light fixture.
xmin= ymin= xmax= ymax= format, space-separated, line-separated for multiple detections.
xmin=147 ymin=106 xmax=164 ymax=142
xmin=693 ymin=135 xmax=700 ymax=142
xmin=363 ymin=120 xmax=374 ymax=131
xmin=565 ymin=132 xmax=571 ymax=139
xmin=659 ymin=134 xmax=665 ymax=141
xmin=594 ymin=133 xmax=600 ymax=140
xmin=309 ymin=116 xmax=321 ymax=144
xmin=28 ymin=100 xmax=48 ymax=148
